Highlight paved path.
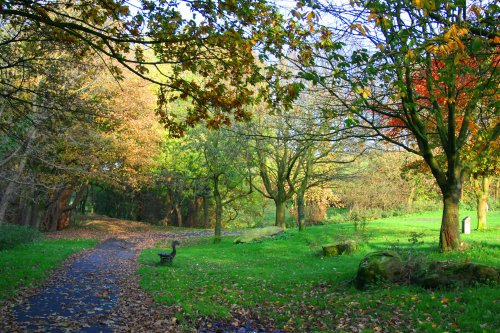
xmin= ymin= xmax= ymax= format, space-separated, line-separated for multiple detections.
xmin=11 ymin=238 xmax=135 ymax=332
xmin=1 ymin=231 xmax=281 ymax=333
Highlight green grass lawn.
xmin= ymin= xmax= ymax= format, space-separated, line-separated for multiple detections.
xmin=139 ymin=210 xmax=500 ymax=332
xmin=0 ymin=239 xmax=97 ymax=300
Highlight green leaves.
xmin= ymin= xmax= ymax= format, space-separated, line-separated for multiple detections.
xmin=470 ymin=37 xmax=483 ymax=53
xmin=297 ymin=71 xmax=323 ymax=85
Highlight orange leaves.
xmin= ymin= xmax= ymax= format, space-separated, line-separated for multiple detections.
xmin=412 ymin=57 xmax=480 ymax=114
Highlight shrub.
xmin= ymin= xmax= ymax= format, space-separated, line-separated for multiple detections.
xmin=0 ymin=224 xmax=41 ymax=250
xmin=388 ymin=232 xmax=427 ymax=283
xmin=306 ymin=201 xmax=327 ymax=225
xmin=410 ymin=200 xmax=440 ymax=213
xmin=327 ymin=214 xmax=347 ymax=224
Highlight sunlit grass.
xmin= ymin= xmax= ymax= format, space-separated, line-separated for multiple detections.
xmin=139 ymin=210 xmax=500 ymax=332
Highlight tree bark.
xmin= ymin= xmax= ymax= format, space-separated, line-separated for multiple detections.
xmin=19 ymin=195 xmax=33 ymax=226
xmin=0 ymin=143 xmax=31 ymax=223
xmin=203 ymin=194 xmax=210 ymax=228
xmin=79 ymin=188 xmax=88 ymax=214
xmin=42 ymin=185 xmax=87 ymax=231
xmin=30 ymin=204 xmax=40 ymax=230
xmin=164 ymin=190 xmax=174 ymax=226
xmin=407 ymin=186 xmax=416 ymax=210
xmin=56 ymin=188 xmax=72 ymax=230
xmin=439 ymin=190 xmax=461 ymax=251
xmin=0 ymin=179 xmax=18 ymax=224
xmin=214 ymin=176 xmax=223 ymax=242
xmin=175 ymin=205 xmax=183 ymax=227
xmin=275 ymin=199 xmax=286 ymax=228
xmin=474 ymin=175 xmax=490 ymax=230
xmin=186 ymin=197 xmax=203 ymax=227
xmin=296 ymin=191 xmax=305 ymax=231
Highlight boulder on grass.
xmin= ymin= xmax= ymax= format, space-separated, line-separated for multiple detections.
xmin=234 ymin=226 xmax=284 ymax=244
xmin=354 ymin=251 xmax=403 ymax=290
xmin=414 ymin=261 xmax=499 ymax=289
xmin=322 ymin=240 xmax=357 ymax=256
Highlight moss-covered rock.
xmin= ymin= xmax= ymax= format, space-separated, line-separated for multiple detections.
xmin=414 ymin=261 xmax=499 ymax=289
xmin=354 ymin=251 xmax=403 ymax=290
xmin=322 ymin=240 xmax=357 ymax=256
xmin=234 ymin=226 xmax=284 ymax=244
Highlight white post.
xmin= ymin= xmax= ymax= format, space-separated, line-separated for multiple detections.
xmin=462 ymin=216 xmax=471 ymax=234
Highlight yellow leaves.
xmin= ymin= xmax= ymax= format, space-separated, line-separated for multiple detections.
xmin=367 ymin=12 xmax=377 ymax=22
xmin=406 ymin=49 xmax=416 ymax=60
xmin=306 ymin=11 xmax=315 ymax=22
xmin=443 ymin=24 xmax=469 ymax=41
xmin=426 ymin=24 xmax=469 ymax=56
xmin=441 ymin=97 xmax=456 ymax=106
xmin=367 ymin=8 xmax=390 ymax=28
xmin=413 ymin=0 xmax=424 ymax=9
xmin=350 ymin=23 xmax=367 ymax=35
xmin=356 ymin=86 xmax=371 ymax=99
xmin=412 ymin=0 xmax=436 ymax=12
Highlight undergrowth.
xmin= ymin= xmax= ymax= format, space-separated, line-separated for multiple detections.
xmin=0 ymin=224 xmax=41 ymax=250
xmin=0 ymin=239 xmax=97 ymax=300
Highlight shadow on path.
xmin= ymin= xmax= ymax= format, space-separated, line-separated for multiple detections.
xmin=10 ymin=238 xmax=135 ymax=333
xmin=2 ymin=230 xmax=275 ymax=333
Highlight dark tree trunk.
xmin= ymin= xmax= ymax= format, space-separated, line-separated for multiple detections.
xmin=421 ymin=144 xmax=463 ymax=251
xmin=296 ymin=191 xmax=306 ymax=231
xmin=30 ymin=204 xmax=40 ymax=230
xmin=165 ymin=191 xmax=174 ymax=226
xmin=43 ymin=187 xmax=71 ymax=232
xmin=0 ymin=180 xmax=17 ymax=224
xmin=175 ymin=205 xmax=183 ymax=227
xmin=19 ymin=195 xmax=33 ymax=226
xmin=0 ymin=131 xmax=35 ymax=224
xmin=474 ymin=175 xmax=490 ymax=230
xmin=42 ymin=185 xmax=87 ymax=231
xmin=203 ymin=194 xmax=210 ymax=228
xmin=214 ymin=176 xmax=223 ymax=242
xmin=439 ymin=187 xmax=461 ymax=251
xmin=186 ymin=198 xmax=203 ymax=227
xmin=195 ymin=197 xmax=203 ymax=227
xmin=79 ymin=188 xmax=88 ymax=214
xmin=42 ymin=188 xmax=65 ymax=232
xmin=56 ymin=188 xmax=72 ymax=230
xmin=275 ymin=199 xmax=286 ymax=229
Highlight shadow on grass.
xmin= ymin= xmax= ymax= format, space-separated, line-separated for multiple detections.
xmin=366 ymin=242 xmax=439 ymax=253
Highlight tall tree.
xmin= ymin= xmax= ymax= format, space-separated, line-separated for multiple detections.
xmin=0 ymin=51 xmax=162 ymax=229
xmin=1 ymin=0 xmax=284 ymax=134
xmin=248 ymin=105 xmax=325 ymax=228
xmin=196 ymin=126 xmax=253 ymax=241
xmin=290 ymin=0 xmax=499 ymax=250
xmin=466 ymin=119 xmax=499 ymax=230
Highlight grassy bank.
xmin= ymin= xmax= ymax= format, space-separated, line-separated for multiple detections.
xmin=0 ymin=239 xmax=97 ymax=300
xmin=139 ymin=210 xmax=500 ymax=332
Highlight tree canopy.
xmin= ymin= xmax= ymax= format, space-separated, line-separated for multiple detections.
xmin=0 ymin=0 xmax=498 ymax=251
